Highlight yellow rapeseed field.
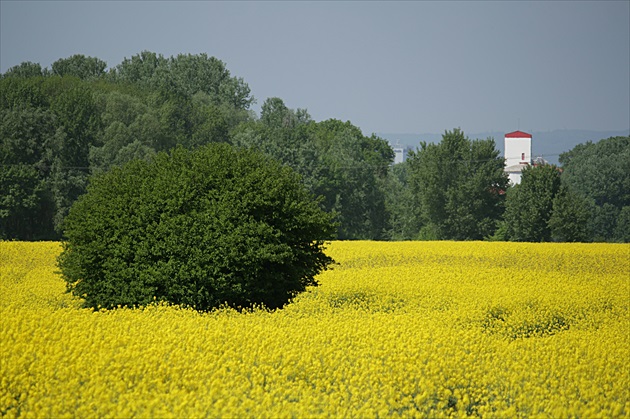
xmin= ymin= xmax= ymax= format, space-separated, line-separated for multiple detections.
xmin=1 ymin=240 xmax=628 ymax=418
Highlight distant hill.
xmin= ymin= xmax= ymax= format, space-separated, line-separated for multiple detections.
xmin=377 ymin=130 xmax=630 ymax=165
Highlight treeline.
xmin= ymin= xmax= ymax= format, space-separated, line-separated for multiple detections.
xmin=1 ymin=52 xmax=628 ymax=242
xmin=505 ymin=137 xmax=629 ymax=243
xmin=399 ymin=133 xmax=630 ymax=243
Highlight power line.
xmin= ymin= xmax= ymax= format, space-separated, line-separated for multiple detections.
xmin=0 ymin=151 xmax=564 ymax=172
xmin=0 ymin=163 xmax=92 ymax=170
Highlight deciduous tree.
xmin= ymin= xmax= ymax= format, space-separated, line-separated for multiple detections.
xmin=559 ymin=136 xmax=630 ymax=241
xmin=503 ymin=164 xmax=562 ymax=242
xmin=407 ymin=129 xmax=508 ymax=240
xmin=549 ymin=184 xmax=591 ymax=242
xmin=59 ymin=144 xmax=336 ymax=311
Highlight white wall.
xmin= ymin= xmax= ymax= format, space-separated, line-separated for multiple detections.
xmin=393 ymin=147 xmax=406 ymax=164
xmin=507 ymin=171 xmax=523 ymax=185
xmin=504 ymin=137 xmax=531 ymax=167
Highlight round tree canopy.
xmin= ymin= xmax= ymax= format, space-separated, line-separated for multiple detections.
xmin=59 ymin=143 xmax=336 ymax=311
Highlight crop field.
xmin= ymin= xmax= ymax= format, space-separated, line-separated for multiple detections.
xmin=1 ymin=241 xmax=629 ymax=418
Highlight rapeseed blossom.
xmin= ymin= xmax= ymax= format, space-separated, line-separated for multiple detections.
xmin=1 ymin=241 xmax=628 ymax=417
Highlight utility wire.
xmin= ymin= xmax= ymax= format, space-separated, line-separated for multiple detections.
xmin=0 ymin=153 xmax=563 ymax=171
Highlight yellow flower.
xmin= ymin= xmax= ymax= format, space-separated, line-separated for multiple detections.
xmin=1 ymin=240 xmax=628 ymax=417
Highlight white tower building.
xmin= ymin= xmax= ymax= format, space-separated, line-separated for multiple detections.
xmin=391 ymin=141 xmax=407 ymax=164
xmin=504 ymin=130 xmax=532 ymax=185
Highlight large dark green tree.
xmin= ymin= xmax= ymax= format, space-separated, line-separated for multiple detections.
xmin=559 ymin=136 xmax=630 ymax=242
xmin=502 ymin=164 xmax=562 ymax=242
xmin=59 ymin=144 xmax=336 ymax=311
xmin=406 ymin=129 xmax=508 ymax=240
xmin=311 ymin=119 xmax=393 ymax=240
xmin=548 ymin=184 xmax=591 ymax=242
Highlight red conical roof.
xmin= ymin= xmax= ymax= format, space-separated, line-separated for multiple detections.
xmin=505 ymin=130 xmax=532 ymax=138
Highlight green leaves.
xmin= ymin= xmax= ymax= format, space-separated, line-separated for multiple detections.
xmin=407 ymin=129 xmax=508 ymax=240
xmin=549 ymin=185 xmax=590 ymax=242
xmin=559 ymin=136 xmax=630 ymax=242
xmin=59 ymin=144 xmax=336 ymax=312
xmin=111 ymin=52 xmax=254 ymax=110
xmin=503 ymin=165 xmax=562 ymax=242
xmin=51 ymin=55 xmax=107 ymax=80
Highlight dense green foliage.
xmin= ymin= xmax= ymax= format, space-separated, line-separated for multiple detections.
xmin=0 ymin=76 xmax=99 ymax=238
xmin=51 ymin=54 xmax=108 ymax=80
xmin=58 ymin=144 xmax=336 ymax=311
xmin=548 ymin=185 xmax=591 ymax=242
xmin=1 ymin=53 xmax=393 ymax=241
xmin=502 ymin=165 xmax=562 ymax=242
xmin=0 ymin=52 xmax=253 ymax=240
xmin=406 ymin=129 xmax=508 ymax=240
xmin=1 ymin=52 xmax=627 ymax=243
xmin=558 ymin=136 xmax=630 ymax=242
xmin=233 ymin=98 xmax=394 ymax=240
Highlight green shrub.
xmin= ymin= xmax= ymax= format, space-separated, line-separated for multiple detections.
xmin=58 ymin=143 xmax=336 ymax=311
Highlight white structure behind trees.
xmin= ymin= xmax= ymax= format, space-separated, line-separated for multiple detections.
xmin=390 ymin=141 xmax=407 ymax=164
xmin=504 ymin=130 xmax=532 ymax=184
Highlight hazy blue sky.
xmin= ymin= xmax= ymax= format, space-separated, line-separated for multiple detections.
xmin=1 ymin=1 xmax=628 ymax=136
